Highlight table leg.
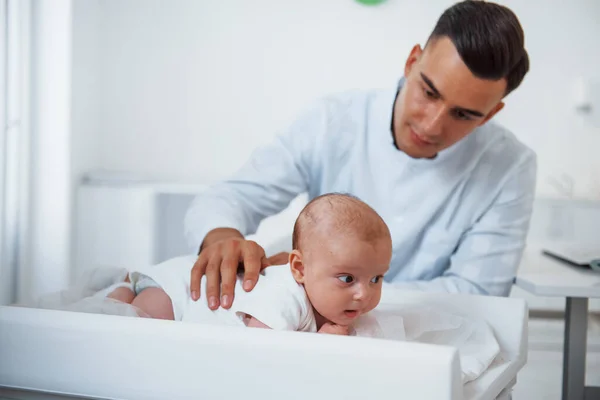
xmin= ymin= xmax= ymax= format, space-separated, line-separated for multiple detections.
xmin=562 ymin=297 xmax=588 ymax=400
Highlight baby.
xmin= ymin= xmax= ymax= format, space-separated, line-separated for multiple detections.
xmin=105 ymin=193 xmax=392 ymax=335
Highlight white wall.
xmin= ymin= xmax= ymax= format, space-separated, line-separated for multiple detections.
xmin=71 ymin=0 xmax=101 ymax=193
xmin=70 ymin=0 xmax=600 ymax=200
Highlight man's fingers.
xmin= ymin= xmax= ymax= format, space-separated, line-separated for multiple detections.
xmin=204 ymin=257 xmax=221 ymax=310
xmin=190 ymin=238 xmax=266 ymax=310
xmin=220 ymin=255 xmax=238 ymax=309
xmin=241 ymin=242 xmax=264 ymax=291
xmin=190 ymin=255 xmax=207 ymax=301
xmin=260 ymin=256 xmax=270 ymax=270
xmin=266 ymin=251 xmax=289 ymax=266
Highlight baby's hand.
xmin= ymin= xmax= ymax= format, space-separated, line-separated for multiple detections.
xmin=318 ymin=322 xmax=350 ymax=336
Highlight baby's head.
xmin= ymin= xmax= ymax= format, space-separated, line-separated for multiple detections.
xmin=289 ymin=193 xmax=392 ymax=328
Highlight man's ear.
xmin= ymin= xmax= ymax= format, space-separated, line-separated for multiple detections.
xmin=479 ymin=101 xmax=505 ymax=126
xmin=289 ymin=250 xmax=306 ymax=284
xmin=404 ymin=44 xmax=423 ymax=78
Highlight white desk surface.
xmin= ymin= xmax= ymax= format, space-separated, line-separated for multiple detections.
xmin=516 ymin=246 xmax=600 ymax=298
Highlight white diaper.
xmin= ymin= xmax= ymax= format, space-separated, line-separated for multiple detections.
xmin=131 ymin=274 xmax=162 ymax=294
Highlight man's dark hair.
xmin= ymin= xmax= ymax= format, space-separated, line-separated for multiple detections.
xmin=427 ymin=0 xmax=529 ymax=96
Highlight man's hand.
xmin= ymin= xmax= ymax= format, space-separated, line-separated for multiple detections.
xmin=190 ymin=228 xmax=270 ymax=310
xmin=318 ymin=322 xmax=350 ymax=336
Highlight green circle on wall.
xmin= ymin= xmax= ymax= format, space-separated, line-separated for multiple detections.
xmin=355 ymin=0 xmax=387 ymax=5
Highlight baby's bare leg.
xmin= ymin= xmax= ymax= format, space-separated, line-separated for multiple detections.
xmin=107 ymin=287 xmax=135 ymax=304
xmin=131 ymin=287 xmax=174 ymax=320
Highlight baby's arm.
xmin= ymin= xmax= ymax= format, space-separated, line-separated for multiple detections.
xmin=244 ymin=314 xmax=272 ymax=329
xmin=318 ymin=322 xmax=350 ymax=335
xmin=246 ymin=316 xmax=348 ymax=335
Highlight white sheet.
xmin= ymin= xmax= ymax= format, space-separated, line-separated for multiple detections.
xmin=352 ymin=305 xmax=500 ymax=383
xmin=17 ymin=266 xmax=500 ymax=384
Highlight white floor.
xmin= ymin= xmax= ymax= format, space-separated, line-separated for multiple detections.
xmin=513 ymin=350 xmax=600 ymax=399
xmin=512 ymin=315 xmax=600 ymax=399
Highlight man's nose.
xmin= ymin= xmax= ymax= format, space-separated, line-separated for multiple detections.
xmin=421 ymin=104 xmax=445 ymax=138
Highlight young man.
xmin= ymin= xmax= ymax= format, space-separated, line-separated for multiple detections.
xmin=184 ymin=0 xmax=536 ymax=309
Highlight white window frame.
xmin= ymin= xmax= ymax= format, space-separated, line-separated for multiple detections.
xmin=1 ymin=0 xmax=31 ymax=305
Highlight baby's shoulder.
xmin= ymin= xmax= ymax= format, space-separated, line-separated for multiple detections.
xmin=251 ymin=264 xmax=307 ymax=302
xmin=257 ymin=264 xmax=299 ymax=290
xmin=260 ymin=263 xmax=291 ymax=277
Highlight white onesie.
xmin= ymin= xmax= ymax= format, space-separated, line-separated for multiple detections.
xmin=128 ymin=255 xmax=317 ymax=332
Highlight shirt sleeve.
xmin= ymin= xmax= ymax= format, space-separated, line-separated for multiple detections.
xmin=183 ymin=100 xmax=330 ymax=252
xmin=391 ymin=151 xmax=537 ymax=296
xmin=229 ymin=267 xmax=307 ymax=331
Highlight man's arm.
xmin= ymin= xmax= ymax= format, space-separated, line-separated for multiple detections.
xmin=184 ymin=100 xmax=330 ymax=307
xmin=184 ymin=101 xmax=329 ymax=252
xmin=392 ymin=152 xmax=537 ymax=296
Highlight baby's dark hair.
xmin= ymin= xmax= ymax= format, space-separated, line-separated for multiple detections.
xmin=292 ymin=193 xmax=391 ymax=252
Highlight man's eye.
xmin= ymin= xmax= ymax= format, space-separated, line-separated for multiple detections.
xmin=453 ymin=110 xmax=471 ymax=121
xmin=371 ymin=276 xmax=382 ymax=284
xmin=338 ymin=275 xmax=354 ymax=284
xmin=424 ymin=88 xmax=436 ymax=99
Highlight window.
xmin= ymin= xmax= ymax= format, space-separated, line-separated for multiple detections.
xmin=0 ymin=0 xmax=30 ymax=305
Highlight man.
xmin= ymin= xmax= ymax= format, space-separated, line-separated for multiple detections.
xmin=184 ymin=0 xmax=536 ymax=310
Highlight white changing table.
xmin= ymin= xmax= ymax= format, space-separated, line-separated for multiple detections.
xmin=0 ymin=290 xmax=526 ymax=400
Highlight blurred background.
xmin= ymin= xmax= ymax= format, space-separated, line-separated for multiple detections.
xmin=1 ymin=1 xmax=599 ymax=398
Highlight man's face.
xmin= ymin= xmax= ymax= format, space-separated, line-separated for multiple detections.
xmin=393 ymin=37 xmax=507 ymax=159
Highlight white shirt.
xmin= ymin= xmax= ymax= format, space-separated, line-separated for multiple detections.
xmin=130 ymin=256 xmax=316 ymax=331
xmin=184 ymin=78 xmax=537 ymax=296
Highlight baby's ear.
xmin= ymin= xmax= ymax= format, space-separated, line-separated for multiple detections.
xmin=289 ymin=250 xmax=305 ymax=283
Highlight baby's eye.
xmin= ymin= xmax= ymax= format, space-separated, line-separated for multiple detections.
xmin=338 ymin=275 xmax=354 ymax=284
xmin=371 ymin=276 xmax=382 ymax=284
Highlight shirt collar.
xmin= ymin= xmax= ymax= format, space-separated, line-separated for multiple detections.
xmin=369 ymin=78 xmax=402 ymax=149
